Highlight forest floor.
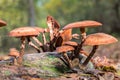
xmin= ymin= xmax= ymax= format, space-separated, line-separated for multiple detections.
xmin=0 ymin=42 xmax=120 ymax=80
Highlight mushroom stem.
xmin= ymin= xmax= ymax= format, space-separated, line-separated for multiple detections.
xmin=31 ymin=36 xmax=43 ymax=46
xmin=80 ymin=49 xmax=93 ymax=62
xmin=27 ymin=37 xmax=41 ymax=53
xmin=49 ymin=25 xmax=54 ymax=41
xmin=62 ymin=53 xmax=72 ymax=69
xmin=74 ymin=40 xmax=84 ymax=59
xmin=18 ymin=36 xmax=26 ymax=65
xmin=59 ymin=56 xmax=69 ymax=67
xmin=13 ymin=58 xmax=18 ymax=65
xmin=80 ymin=28 xmax=86 ymax=41
xmin=82 ymin=45 xmax=98 ymax=66
xmin=42 ymin=32 xmax=47 ymax=45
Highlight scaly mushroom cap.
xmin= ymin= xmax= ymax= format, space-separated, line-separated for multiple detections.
xmin=55 ymin=45 xmax=74 ymax=53
xmin=8 ymin=48 xmax=20 ymax=57
xmin=9 ymin=27 xmax=39 ymax=37
xmin=33 ymin=27 xmax=45 ymax=33
xmin=0 ymin=19 xmax=7 ymax=27
xmin=63 ymin=41 xmax=78 ymax=47
xmin=63 ymin=20 xmax=102 ymax=30
xmin=83 ymin=33 xmax=118 ymax=46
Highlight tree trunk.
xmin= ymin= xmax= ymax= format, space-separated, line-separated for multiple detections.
xmin=111 ymin=0 xmax=120 ymax=33
xmin=28 ymin=0 xmax=35 ymax=26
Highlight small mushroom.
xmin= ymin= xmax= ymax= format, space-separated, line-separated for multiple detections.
xmin=82 ymin=33 xmax=118 ymax=66
xmin=47 ymin=15 xmax=60 ymax=40
xmin=47 ymin=16 xmax=60 ymax=51
xmin=60 ymin=29 xmax=72 ymax=42
xmin=55 ymin=29 xmax=72 ymax=47
xmin=63 ymin=41 xmax=78 ymax=60
xmin=63 ymin=41 xmax=78 ymax=47
xmin=63 ymin=41 xmax=90 ymax=61
xmin=8 ymin=48 xmax=20 ymax=58
xmin=8 ymin=48 xmax=20 ymax=65
xmin=55 ymin=45 xmax=74 ymax=69
xmin=0 ymin=19 xmax=7 ymax=27
xmin=9 ymin=27 xmax=40 ymax=64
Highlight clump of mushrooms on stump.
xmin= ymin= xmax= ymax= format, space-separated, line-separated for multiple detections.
xmin=9 ymin=27 xmax=40 ymax=65
xmin=62 ymin=20 xmax=102 ymax=63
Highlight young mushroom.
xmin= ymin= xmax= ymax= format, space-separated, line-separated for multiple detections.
xmin=47 ymin=15 xmax=60 ymax=40
xmin=9 ymin=27 xmax=40 ymax=64
xmin=47 ymin=15 xmax=60 ymax=51
xmin=55 ymin=45 xmax=74 ymax=69
xmin=63 ymin=41 xmax=78 ymax=47
xmin=82 ymin=33 xmax=118 ymax=66
xmin=54 ymin=29 xmax=79 ymax=48
xmin=63 ymin=41 xmax=90 ymax=61
xmin=8 ymin=48 xmax=20 ymax=65
xmin=55 ymin=29 xmax=72 ymax=47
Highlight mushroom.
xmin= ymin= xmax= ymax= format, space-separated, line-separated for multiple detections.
xmin=8 ymin=48 xmax=19 ymax=58
xmin=63 ymin=20 xmax=102 ymax=41
xmin=62 ymin=41 xmax=78 ymax=60
xmin=0 ymin=19 xmax=7 ymax=27
xmin=55 ymin=45 xmax=74 ymax=69
xmin=55 ymin=29 xmax=72 ymax=47
xmin=63 ymin=41 xmax=78 ymax=47
xmin=82 ymin=33 xmax=118 ymax=66
xmin=9 ymin=27 xmax=40 ymax=64
xmin=63 ymin=41 xmax=90 ymax=61
xmin=55 ymin=29 xmax=78 ymax=47
xmin=47 ymin=15 xmax=60 ymax=40
xmin=47 ymin=16 xmax=60 ymax=51
xmin=62 ymin=20 xmax=102 ymax=60
xmin=8 ymin=48 xmax=20 ymax=65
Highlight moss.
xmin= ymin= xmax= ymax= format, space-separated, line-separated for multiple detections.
xmin=97 ymin=66 xmax=116 ymax=72
xmin=23 ymin=61 xmax=39 ymax=67
xmin=116 ymin=70 xmax=120 ymax=76
xmin=3 ymin=70 xmax=11 ymax=76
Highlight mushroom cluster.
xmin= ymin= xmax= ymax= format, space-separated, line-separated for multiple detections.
xmin=7 ymin=15 xmax=118 ymax=71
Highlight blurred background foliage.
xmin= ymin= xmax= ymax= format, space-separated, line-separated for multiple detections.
xmin=0 ymin=0 xmax=119 ymax=53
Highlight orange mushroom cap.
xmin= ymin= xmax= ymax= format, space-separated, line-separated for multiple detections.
xmin=63 ymin=41 xmax=78 ymax=47
xmin=55 ymin=45 xmax=74 ymax=53
xmin=8 ymin=48 xmax=20 ymax=58
xmin=63 ymin=20 xmax=102 ymax=30
xmin=60 ymin=29 xmax=72 ymax=41
xmin=0 ymin=19 xmax=7 ymax=27
xmin=83 ymin=33 xmax=118 ymax=46
xmin=9 ymin=27 xmax=39 ymax=37
xmin=33 ymin=27 xmax=45 ymax=33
